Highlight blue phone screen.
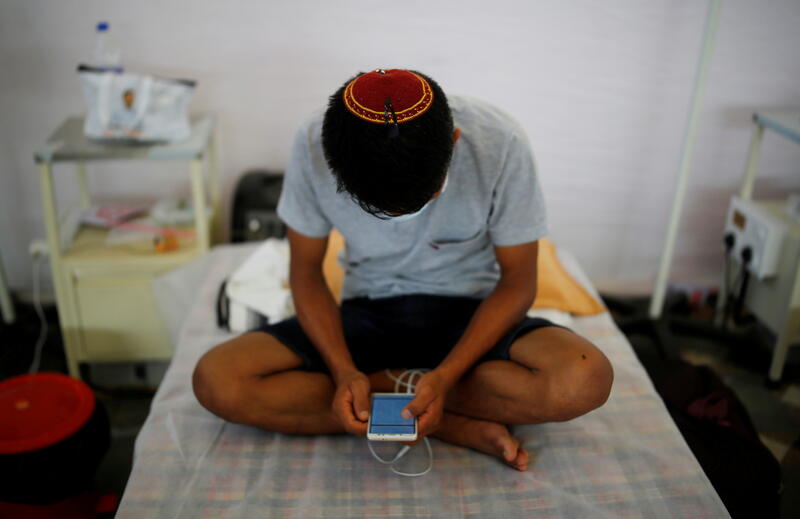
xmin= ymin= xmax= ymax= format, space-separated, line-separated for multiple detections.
xmin=369 ymin=394 xmax=415 ymax=435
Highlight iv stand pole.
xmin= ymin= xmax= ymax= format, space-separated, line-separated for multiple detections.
xmin=649 ymin=0 xmax=722 ymax=319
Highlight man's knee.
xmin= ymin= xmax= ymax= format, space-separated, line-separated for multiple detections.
xmin=192 ymin=332 xmax=302 ymax=417
xmin=511 ymin=327 xmax=614 ymax=422
xmin=192 ymin=346 xmax=242 ymax=417
xmin=544 ymin=347 xmax=614 ymax=421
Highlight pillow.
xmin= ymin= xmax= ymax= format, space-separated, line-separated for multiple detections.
xmin=323 ymin=231 xmax=604 ymax=315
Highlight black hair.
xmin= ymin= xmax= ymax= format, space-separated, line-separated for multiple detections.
xmin=321 ymin=70 xmax=454 ymax=218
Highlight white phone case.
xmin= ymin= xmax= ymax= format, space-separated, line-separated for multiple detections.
xmin=367 ymin=393 xmax=418 ymax=441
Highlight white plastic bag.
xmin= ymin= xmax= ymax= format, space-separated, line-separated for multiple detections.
xmin=78 ymin=65 xmax=196 ymax=142
xmin=221 ymin=239 xmax=295 ymax=333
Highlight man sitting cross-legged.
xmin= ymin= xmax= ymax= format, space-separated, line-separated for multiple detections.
xmin=192 ymin=69 xmax=613 ymax=470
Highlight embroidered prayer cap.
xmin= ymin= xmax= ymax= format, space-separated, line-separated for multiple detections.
xmin=343 ymin=69 xmax=434 ymax=125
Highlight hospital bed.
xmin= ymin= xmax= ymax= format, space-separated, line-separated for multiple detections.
xmin=116 ymin=241 xmax=730 ymax=518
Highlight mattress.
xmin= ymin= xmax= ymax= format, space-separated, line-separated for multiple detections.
xmin=116 ymin=244 xmax=730 ymax=518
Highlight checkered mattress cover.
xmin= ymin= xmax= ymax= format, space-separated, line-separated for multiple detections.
xmin=116 ymin=244 xmax=729 ymax=519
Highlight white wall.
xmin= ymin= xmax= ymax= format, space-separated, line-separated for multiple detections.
xmin=1 ymin=0 xmax=799 ymax=297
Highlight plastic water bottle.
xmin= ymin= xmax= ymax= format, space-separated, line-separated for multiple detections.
xmin=91 ymin=21 xmax=123 ymax=73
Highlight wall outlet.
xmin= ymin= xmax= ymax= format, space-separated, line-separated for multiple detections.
xmin=724 ymin=197 xmax=786 ymax=279
xmin=29 ymin=239 xmax=49 ymax=258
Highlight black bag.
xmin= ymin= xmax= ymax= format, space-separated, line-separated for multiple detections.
xmin=231 ymin=170 xmax=285 ymax=242
xmin=653 ymin=361 xmax=781 ymax=519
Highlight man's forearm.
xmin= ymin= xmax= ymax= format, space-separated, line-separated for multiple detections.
xmin=290 ymin=268 xmax=356 ymax=383
xmin=436 ymin=279 xmax=536 ymax=387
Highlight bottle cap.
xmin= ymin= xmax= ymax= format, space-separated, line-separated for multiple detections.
xmin=97 ymin=21 xmax=109 ymax=32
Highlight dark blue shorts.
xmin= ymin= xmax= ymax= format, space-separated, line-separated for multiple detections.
xmin=253 ymin=294 xmax=567 ymax=374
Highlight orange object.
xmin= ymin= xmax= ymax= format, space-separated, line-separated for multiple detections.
xmin=322 ymin=231 xmax=346 ymax=300
xmin=153 ymin=230 xmax=179 ymax=253
xmin=531 ymin=238 xmax=605 ymax=315
xmin=322 ymin=231 xmax=604 ymax=315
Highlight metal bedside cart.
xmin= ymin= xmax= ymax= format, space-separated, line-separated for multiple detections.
xmin=33 ymin=115 xmax=219 ymax=379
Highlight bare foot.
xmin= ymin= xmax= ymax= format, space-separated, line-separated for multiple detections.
xmin=432 ymin=412 xmax=529 ymax=470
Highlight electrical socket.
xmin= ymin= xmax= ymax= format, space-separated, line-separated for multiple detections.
xmin=29 ymin=239 xmax=49 ymax=259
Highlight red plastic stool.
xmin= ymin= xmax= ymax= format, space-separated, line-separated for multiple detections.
xmin=0 ymin=372 xmax=114 ymax=518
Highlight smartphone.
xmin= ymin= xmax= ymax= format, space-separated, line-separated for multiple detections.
xmin=366 ymin=393 xmax=418 ymax=441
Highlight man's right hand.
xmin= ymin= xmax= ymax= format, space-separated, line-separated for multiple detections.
xmin=332 ymin=370 xmax=371 ymax=435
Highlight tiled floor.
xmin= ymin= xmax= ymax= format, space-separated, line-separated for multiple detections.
xmin=679 ymin=342 xmax=800 ymax=518
xmin=2 ymin=298 xmax=799 ymax=517
xmin=680 ymin=344 xmax=800 ymax=461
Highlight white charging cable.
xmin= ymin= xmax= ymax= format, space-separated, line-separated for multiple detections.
xmin=366 ymin=368 xmax=434 ymax=477
xmin=28 ymin=255 xmax=48 ymax=374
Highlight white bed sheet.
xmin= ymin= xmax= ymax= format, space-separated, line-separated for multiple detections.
xmin=117 ymin=244 xmax=730 ymax=518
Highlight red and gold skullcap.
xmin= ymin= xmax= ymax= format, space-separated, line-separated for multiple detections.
xmin=343 ymin=69 xmax=434 ymax=125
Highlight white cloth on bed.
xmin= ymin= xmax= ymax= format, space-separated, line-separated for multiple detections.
xmin=224 ymin=238 xmax=294 ymax=323
xmin=122 ymin=244 xmax=730 ymax=519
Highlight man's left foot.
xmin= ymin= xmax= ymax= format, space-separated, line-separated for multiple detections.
xmin=432 ymin=412 xmax=529 ymax=470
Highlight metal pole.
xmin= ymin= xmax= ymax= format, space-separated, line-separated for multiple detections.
xmin=739 ymin=122 xmax=764 ymax=200
xmin=0 ymin=255 xmax=14 ymax=324
xmin=76 ymin=161 xmax=91 ymax=210
xmin=190 ymin=158 xmax=210 ymax=252
xmin=649 ymin=0 xmax=722 ymax=319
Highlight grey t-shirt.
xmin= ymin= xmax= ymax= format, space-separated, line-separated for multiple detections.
xmin=277 ymin=95 xmax=548 ymax=300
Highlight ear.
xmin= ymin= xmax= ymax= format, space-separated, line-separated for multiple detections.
xmin=453 ymin=128 xmax=461 ymax=143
